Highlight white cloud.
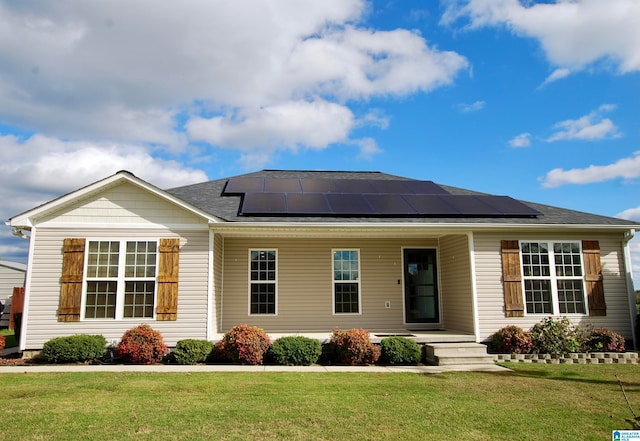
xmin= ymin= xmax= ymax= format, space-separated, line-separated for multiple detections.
xmin=456 ymin=100 xmax=486 ymax=113
xmin=509 ymin=132 xmax=532 ymax=148
xmin=547 ymin=105 xmax=620 ymax=142
xmin=0 ymin=1 xmax=468 ymax=159
xmin=186 ymin=100 xmax=354 ymax=151
xmin=443 ymin=0 xmax=640 ymax=75
xmin=540 ymin=67 xmax=571 ymax=86
xmin=617 ymin=206 xmax=640 ymax=222
xmin=541 ymin=150 xmax=640 ymax=187
xmin=354 ymin=138 xmax=383 ymax=161
xmin=0 ymin=133 xmax=207 ymax=225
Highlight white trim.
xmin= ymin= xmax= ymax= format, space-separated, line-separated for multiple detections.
xmin=622 ymin=229 xmax=637 ymax=349
xmin=207 ymin=230 xmax=215 ymax=341
xmin=331 ymin=248 xmax=362 ymax=316
xmin=247 ymin=248 xmax=278 ymax=316
xmin=467 ymin=232 xmax=481 ymax=343
xmin=518 ymin=240 xmax=588 ymax=316
xmin=0 ymin=261 xmax=27 ymax=272
xmin=33 ymin=222 xmax=209 ymax=231
xmin=19 ymin=227 xmax=36 ymax=352
xmin=400 ymin=246 xmax=441 ymax=327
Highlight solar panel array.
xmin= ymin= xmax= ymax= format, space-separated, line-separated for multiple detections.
xmin=223 ymin=177 xmax=540 ymax=217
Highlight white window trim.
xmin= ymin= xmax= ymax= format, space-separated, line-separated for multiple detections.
xmin=519 ymin=240 xmax=588 ymax=316
xmin=247 ymin=249 xmax=278 ymax=316
xmin=81 ymin=238 xmax=159 ymax=321
xmin=332 ymin=248 xmax=362 ymax=315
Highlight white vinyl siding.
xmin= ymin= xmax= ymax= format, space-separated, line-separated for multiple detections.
xmin=439 ymin=235 xmax=475 ymax=334
xmin=473 ymin=232 xmax=634 ymax=342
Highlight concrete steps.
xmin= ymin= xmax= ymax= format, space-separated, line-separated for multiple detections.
xmin=424 ymin=342 xmax=494 ymax=366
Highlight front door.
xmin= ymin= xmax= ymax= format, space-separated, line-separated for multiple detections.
xmin=404 ymin=249 xmax=439 ymax=323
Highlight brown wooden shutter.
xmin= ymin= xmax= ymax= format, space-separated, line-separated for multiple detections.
xmin=59 ymin=238 xmax=86 ymax=322
xmin=582 ymin=240 xmax=606 ymax=316
xmin=156 ymin=238 xmax=180 ymax=321
xmin=501 ymin=240 xmax=525 ymax=317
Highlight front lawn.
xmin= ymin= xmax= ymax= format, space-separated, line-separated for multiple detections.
xmin=0 ymin=363 xmax=638 ymax=440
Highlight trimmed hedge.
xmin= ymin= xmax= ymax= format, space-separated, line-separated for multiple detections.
xmin=328 ymin=328 xmax=381 ymax=365
xmin=379 ymin=336 xmax=421 ymax=365
xmin=491 ymin=325 xmax=533 ymax=354
xmin=173 ymin=339 xmax=214 ymax=365
xmin=269 ymin=336 xmax=322 ymax=366
xmin=117 ymin=324 xmax=168 ymax=365
xmin=213 ymin=324 xmax=271 ymax=365
xmin=41 ymin=334 xmax=107 ymax=363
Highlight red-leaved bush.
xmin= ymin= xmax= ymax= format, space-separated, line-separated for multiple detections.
xmin=116 ymin=324 xmax=168 ymax=364
xmin=491 ymin=325 xmax=533 ymax=354
xmin=329 ymin=328 xmax=381 ymax=365
xmin=0 ymin=334 xmax=5 ymax=353
xmin=213 ymin=324 xmax=271 ymax=365
xmin=583 ymin=327 xmax=625 ymax=353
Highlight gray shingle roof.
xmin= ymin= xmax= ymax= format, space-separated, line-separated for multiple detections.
xmin=165 ymin=170 xmax=639 ymax=227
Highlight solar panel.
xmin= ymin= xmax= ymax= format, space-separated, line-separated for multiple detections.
xmin=228 ymin=176 xmax=539 ymax=217
xmin=326 ymin=194 xmax=374 ymax=214
xmin=402 ymin=180 xmax=450 ymax=195
xmin=264 ymin=178 xmax=302 ymax=193
xmin=364 ymin=194 xmax=417 ymax=215
xmin=286 ymin=193 xmax=331 ymax=214
xmin=224 ymin=177 xmax=264 ymax=194
xmin=240 ymin=193 xmax=286 ymax=214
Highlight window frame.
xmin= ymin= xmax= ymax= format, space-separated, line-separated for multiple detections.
xmin=332 ymin=249 xmax=362 ymax=315
xmin=519 ymin=240 xmax=588 ymax=316
xmin=248 ymin=249 xmax=278 ymax=316
xmin=81 ymin=238 xmax=159 ymax=321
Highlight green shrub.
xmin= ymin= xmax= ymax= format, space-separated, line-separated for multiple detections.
xmin=116 ymin=324 xmax=168 ymax=364
xmin=269 ymin=336 xmax=322 ymax=366
xmin=173 ymin=339 xmax=214 ymax=365
xmin=328 ymin=328 xmax=381 ymax=365
xmin=213 ymin=324 xmax=271 ymax=365
xmin=582 ymin=327 xmax=625 ymax=353
xmin=41 ymin=334 xmax=107 ymax=363
xmin=0 ymin=334 xmax=5 ymax=353
xmin=379 ymin=336 xmax=421 ymax=365
xmin=490 ymin=325 xmax=533 ymax=354
xmin=530 ymin=316 xmax=580 ymax=354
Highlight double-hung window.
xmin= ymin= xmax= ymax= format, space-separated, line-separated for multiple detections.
xmin=84 ymin=240 xmax=157 ymax=319
xmin=333 ymin=249 xmax=360 ymax=314
xmin=520 ymin=241 xmax=586 ymax=315
xmin=249 ymin=250 xmax=277 ymax=314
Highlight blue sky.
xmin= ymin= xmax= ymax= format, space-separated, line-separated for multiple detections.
xmin=0 ymin=0 xmax=638 ymax=287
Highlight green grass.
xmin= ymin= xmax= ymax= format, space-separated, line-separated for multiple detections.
xmin=0 ymin=328 xmax=17 ymax=348
xmin=1 ymin=363 xmax=639 ymax=440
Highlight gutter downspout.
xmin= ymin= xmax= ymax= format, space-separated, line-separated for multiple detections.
xmin=623 ymin=229 xmax=637 ymax=350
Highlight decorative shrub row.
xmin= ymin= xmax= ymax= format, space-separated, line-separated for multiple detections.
xmin=41 ymin=334 xmax=107 ymax=363
xmin=36 ymin=324 xmax=426 ymax=366
xmin=491 ymin=317 xmax=626 ymax=355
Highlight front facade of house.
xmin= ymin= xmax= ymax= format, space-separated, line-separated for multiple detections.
xmin=7 ymin=170 xmax=638 ymax=350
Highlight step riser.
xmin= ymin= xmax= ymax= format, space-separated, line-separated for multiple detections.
xmin=424 ymin=343 xmax=492 ymax=366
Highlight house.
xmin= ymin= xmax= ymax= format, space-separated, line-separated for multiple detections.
xmin=0 ymin=260 xmax=26 ymax=328
xmin=6 ymin=169 xmax=639 ymax=352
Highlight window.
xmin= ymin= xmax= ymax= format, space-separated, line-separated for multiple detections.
xmin=84 ymin=240 xmax=157 ymax=319
xmin=249 ymin=250 xmax=277 ymax=314
xmin=333 ymin=249 xmax=360 ymax=314
xmin=520 ymin=241 xmax=586 ymax=315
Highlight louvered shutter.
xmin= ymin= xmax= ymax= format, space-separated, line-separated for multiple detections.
xmin=59 ymin=238 xmax=86 ymax=322
xmin=501 ymin=240 xmax=525 ymax=317
xmin=156 ymin=238 xmax=180 ymax=321
xmin=582 ymin=240 xmax=606 ymax=316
